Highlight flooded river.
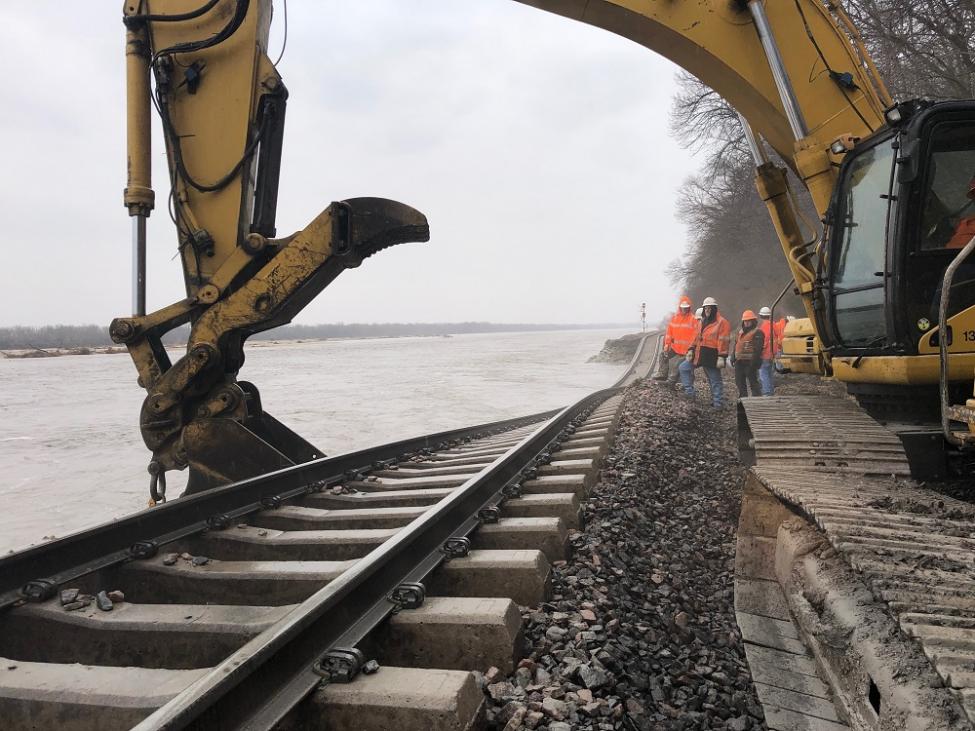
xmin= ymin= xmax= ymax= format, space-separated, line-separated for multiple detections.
xmin=0 ymin=329 xmax=627 ymax=553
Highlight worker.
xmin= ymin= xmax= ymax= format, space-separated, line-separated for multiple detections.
xmin=773 ymin=314 xmax=787 ymax=356
xmin=730 ymin=310 xmax=764 ymax=397
xmin=757 ymin=306 xmax=776 ymax=395
xmin=942 ymin=173 xmax=975 ymax=249
xmin=679 ymin=296 xmax=731 ymax=407
xmin=653 ymin=295 xmax=696 ymax=382
xmin=680 ymin=307 xmax=704 ymax=392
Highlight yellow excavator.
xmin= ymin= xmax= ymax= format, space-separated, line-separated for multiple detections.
xmin=117 ymin=0 xmax=975 ymax=493
xmin=116 ymin=2 xmax=975 ymax=727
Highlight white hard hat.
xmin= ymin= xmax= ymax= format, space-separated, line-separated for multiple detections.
xmin=759 ymin=306 xmax=772 ymax=317
xmin=694 ymin=307 xmax=703 ymax=319
xmin=702 ymin=296 xmax=718 ymax=307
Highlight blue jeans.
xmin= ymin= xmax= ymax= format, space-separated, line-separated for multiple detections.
xmin=759 ymin=359 xmax=775 ymax=395
xmin=679 ymin=360 xmax=723 ymax=406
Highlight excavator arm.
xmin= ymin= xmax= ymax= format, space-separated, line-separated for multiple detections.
xmin=517 ymin=0 xmax=888 ymax=181
xmin=514 ymin=0 xmax=891 ymax=327
xmin=117 ymin=1 xmax=429 ymax=496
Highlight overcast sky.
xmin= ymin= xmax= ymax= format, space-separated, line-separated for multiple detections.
xmin=0 ymin=1 xmax=696 ymax=328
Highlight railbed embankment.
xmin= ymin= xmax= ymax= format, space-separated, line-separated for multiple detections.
xmin=479 ymin=372 xmax=770 ymax=730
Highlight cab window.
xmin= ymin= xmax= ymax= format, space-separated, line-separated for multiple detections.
xmin=831 ymin=139 xmax=895 ymax=347
xmin=918 ymin=122 xmax=975 ymax=251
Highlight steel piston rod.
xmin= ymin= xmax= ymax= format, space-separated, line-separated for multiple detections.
xmin=737 ymin=112 xmax=769 ymax=167
xmin=132 ymin=215 xmax=147 ymax=316
xmin=747 ymin=0 xmax=810 ymax=140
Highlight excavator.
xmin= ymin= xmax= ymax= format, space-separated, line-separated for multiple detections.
xmin=118 ymin=1 xmax=975 ymax=727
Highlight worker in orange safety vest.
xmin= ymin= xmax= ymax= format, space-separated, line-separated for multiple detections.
xmin=730 ymin=310 xmax=765 ymax=397
xmin=679 ymin=297 xmax=731 ymax=407
xmin=652 ymin=295 xmax=696 ymax=382
xmin=681 ymin=307 xmax=704 ymax=391
xmin=773 ymin=316 xmax=787 ymax=355
xmin=757 ymin=306 xmax=777 ymax=395
xmin=945 ymin=174 xmax=975 ymax=249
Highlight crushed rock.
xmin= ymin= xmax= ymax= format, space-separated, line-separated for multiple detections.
xmin=479 ymin=371 xmax=768 ymax=730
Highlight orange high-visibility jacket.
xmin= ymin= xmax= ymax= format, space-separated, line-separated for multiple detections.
xmin=665 ymin=297 xmax=697 ymax=355
xmin=948 ymin=217 xmax=975 ymax=249
xmin=759 ymin=320 xmax=772 ymax=359
xmin=693 ymin=314 xmax=731 ymax=364
xmin=734 ymin=327 xmax=765 ymax=362
xmin=773 ymin=318 xmax=787 ymax=355
xmin=759 ymin=318 xmax=787 ymax=359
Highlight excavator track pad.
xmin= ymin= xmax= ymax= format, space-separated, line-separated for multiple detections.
xmin=737 ymin=395 xmax=975 ymax=730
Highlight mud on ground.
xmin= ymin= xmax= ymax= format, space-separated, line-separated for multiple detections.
xmin=776 ymin=372 xmax=975 ymax=504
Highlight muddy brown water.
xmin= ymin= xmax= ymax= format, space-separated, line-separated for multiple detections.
xmin=0 ymin=329 xmax=627 ymax=554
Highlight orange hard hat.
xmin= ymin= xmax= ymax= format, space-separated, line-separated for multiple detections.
xmin=741 ymin=309 xmax=757 ymax=320
xmin=678 ymin=295 xmax=692 ymax=308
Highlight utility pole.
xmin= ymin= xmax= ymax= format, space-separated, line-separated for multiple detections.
xmin=640 ymin=302 xmax=646 ymax=332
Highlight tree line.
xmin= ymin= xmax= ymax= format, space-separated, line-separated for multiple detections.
xmin=666 ymin=0 xmax=975 ymax=322
xmin=0 ymin=322 xmax=627 ymax=350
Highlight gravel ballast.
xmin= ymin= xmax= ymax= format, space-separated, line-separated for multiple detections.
xmin=479 ymin=372 xmax=769 ymax=730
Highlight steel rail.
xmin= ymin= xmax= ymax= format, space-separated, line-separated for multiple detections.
xmin=136 ymin=332 xmax=659 ymax=730
xmin=612 ymin=330 xmax=659 ymax=389
xmin=2 ymin=329 xmax=659 ymax=609
xmin=0 ymin=330 xmax=657 ymax=729
xmin=0 ymin=409 xmax=556 ymax=608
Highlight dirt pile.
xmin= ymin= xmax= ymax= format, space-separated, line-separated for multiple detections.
xmin=588 ymin=334 xmax=648 ymax=364
xmin=479 ymin=374 xmax=767 ymax=730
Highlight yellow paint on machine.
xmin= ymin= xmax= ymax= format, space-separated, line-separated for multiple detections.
xmin=832 ymin=353 xmax=975 ymax=385
xmin=916 ymin=304 xmax=975 ymax=356
xmin=778 ymin=318 xmax=824 ymax=376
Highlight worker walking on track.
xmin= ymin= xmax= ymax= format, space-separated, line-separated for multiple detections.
xmin=757 ymin=306 xmax=776 ymax=395
xmin=679 ymin=297 xmax=731 ymax=408
xmin=653 ymin=295 xmax=696 ymax=382
xmin=730 ymin=310 xmax=765 ymax=397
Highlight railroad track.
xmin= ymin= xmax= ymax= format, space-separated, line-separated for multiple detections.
xmin=0 ymin=333 xmax=659 ymax=730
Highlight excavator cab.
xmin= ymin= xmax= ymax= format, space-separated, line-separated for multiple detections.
xmin=824 ymin=101 xmax=975 ymax=355
xmin=821 ymin=101 xmax=975 ymax=421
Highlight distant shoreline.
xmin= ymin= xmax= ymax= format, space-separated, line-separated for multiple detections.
xmin=0 ymin=323 xmax=630 ymax=359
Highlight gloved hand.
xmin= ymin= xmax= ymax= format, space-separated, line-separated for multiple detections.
xmin=717 ymin=356 xmax=727 ymax=369
xmin=729 ymin=355 xmax=736 ymax=367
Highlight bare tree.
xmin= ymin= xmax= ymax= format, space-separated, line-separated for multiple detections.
xmin=669 ymin=72 xmax=751 ymax=183
xmin=665 ymin=0 xmax=975 ymax=322
xmin=667 ymin=73 xmax=807 ymax=317
xmin=844 ymin=0 xmax=975 ymax=100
